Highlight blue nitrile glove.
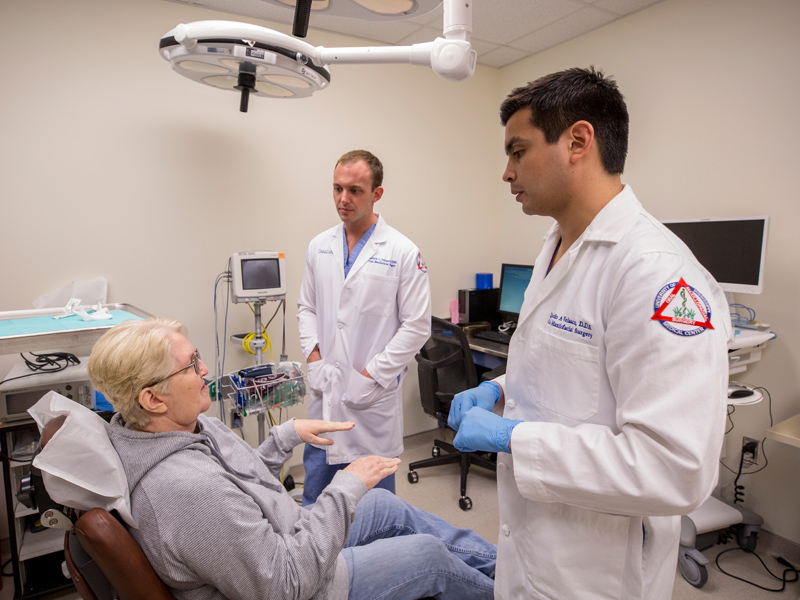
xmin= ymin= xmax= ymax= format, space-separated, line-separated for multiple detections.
xmin=453 ymin=407 xmax=523 ymax=454
xmin=448 ymin=381 xmax=502 ymax=431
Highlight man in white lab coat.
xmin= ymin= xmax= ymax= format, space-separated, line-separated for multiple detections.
xmin=448 ymin=68 xmax=732 ymax=599
xmin=297 ymin=150 xmax=432 ymax=506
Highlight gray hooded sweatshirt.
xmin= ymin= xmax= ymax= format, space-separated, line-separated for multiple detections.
xmin=107 ymin=413 xmax=367 ymax=600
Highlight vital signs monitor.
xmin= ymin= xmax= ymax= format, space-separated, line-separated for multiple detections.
xmin=230 ymin=251 xmax=286 ymax=303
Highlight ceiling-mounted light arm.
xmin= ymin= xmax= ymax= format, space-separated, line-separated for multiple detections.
xmin=311 ymin=0 xmax=475 ymax=81
xmin=443 ymin=0 xmax=472 ymax=41
xmin=313 ymin=38 xmax=472 ymax=81
xmin=292 ymin=0 xmax=313 ymax=38
xmin=160 ymin=1 xmax=475 ymax=110
xmin=169 ymin=0 xmax=475 ymax=83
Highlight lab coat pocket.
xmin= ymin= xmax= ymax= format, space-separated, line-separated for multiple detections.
xmin=357 ymin=274 xmax=399 ymax=317
xmin=307 ymin=360 xmax=324 ymax=394
xmin=343 ymin=371 xmax=388 ymax=410
xmin=529 ymin=328 xmax=600 ymax=421
xmin=528 ymin=503 xmax=628 ymax=599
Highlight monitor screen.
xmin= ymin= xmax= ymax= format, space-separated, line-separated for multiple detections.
xmin=499 ymin=263 xmax=534 ymax=321
xmin=241 ymin=258 xmax=281 ymax=290
xmin=662 ymin=217 xmax=769 ymax=294
xmin=230 ymin=251 xmax=287 ymax=303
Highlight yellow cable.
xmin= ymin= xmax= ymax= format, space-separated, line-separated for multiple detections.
xmin=241 ymin=304 xmax=274 ymax=361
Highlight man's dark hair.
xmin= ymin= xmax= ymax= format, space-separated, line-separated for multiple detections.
xmin=500 ymin=67 xmax=629 ymax=174
xmin=336 ymin=150 xmax=384 ymax=190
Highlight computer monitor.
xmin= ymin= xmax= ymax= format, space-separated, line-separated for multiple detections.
xmin=498 ymin=263 xmax=534 ymax=322
xmin=662 ymin=217 xmax=769 ymax=294
xmin=230 ymin=251 xmax=287 ymax=303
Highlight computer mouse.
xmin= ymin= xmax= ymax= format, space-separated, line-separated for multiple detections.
xmin=729 ymin=388 xmax=754 ymax=399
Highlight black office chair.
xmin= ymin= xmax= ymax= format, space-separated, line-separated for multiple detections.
xmin=407 ymin=316 xmax=497 ymax=510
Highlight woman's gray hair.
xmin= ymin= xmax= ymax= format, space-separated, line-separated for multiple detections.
xmin=87 ymin=317 xmax=186 ymax=428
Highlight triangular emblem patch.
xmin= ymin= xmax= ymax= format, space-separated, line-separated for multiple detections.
xmin=651 ymin=277 xmax=714 ymax=331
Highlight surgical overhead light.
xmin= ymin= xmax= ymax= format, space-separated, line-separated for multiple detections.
xmin=159 ymin=0 xmax=475 ymax=112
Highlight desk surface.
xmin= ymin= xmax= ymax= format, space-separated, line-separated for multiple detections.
xmin=729 ymin=328 xmax=776 ymax=351
xmin=766 ymin=413 xmax=800 ymax=449
xmin=466 ymin=336 xmax=510 ymax=359
xmin=433 ymin=331 xmax=510 ymax=359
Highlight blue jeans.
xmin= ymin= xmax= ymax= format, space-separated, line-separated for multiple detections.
xmin=302 ymin=444 xmax=395 ymax=506
xmin=341 ymin=489 xmax=496 ymax=600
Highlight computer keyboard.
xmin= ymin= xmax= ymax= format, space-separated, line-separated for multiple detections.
xmin=473 ymin=330 xmax=513 ymax=345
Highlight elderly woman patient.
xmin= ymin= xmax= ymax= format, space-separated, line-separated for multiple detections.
xmin=87 ymin=318 xmax=496 ymax=600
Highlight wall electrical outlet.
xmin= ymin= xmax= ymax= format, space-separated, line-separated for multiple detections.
xmin=742 ymin=436 xmax=759 ymax=465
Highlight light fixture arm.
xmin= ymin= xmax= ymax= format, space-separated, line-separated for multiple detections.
xmin=442 ymin=0 xmax=473 ymax=41
xmin=170 ymin=0 xmax=475 ymax=83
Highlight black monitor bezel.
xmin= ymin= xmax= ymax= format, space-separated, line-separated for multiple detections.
xmin=498 ymin=263 xmax=534 ymax=323
xmin=662 ymin=216 xmax=769 ymax=295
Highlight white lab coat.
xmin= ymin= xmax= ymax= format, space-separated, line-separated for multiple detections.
xmin=493 ymin=186 xmax=731 ymax=600
xmin=297 ymin=214 xmax=431 ymax=463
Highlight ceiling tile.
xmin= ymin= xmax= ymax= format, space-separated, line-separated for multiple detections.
xmin=464 ymin=37 xmax=501 ymax=57
xmin=170 ymin=0 xmax=294 ymax=25
xmin=169 ymin=0 xmax=421 ymax=44
xmin=592 ymin=0 xmax=663 ymax=15
xmin=395 ymin=24 xmax=442 ymax=44
xmin=508 ymin=5 xmax=616 ymax=54
xmin=478 ymin=45 xmax=529 ymax=69
xmin=302 ymin=12 xmax=421 ymax=43
xmin=406 ymin=3 xmax=443 ymax=25
xmin=395 ymin=26 xmax=499 ymax=56
xmin=471 ymin=0 xmax=586 ymax=45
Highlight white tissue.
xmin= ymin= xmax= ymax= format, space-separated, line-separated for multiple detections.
xmin=28 ymin=391 xmax=136 ymax=528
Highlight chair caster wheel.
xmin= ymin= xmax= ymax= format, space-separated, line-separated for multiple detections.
xmin=459 ymin=496 xmax=472 ymax=511
xmin=408 ymin=471 xmax=419 ymax=484
xmin=432 ymin=446 xmax=441 ymax=457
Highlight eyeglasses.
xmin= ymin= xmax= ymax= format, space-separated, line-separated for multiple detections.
xmin=146 ymin=350 xmax=201 ymax=388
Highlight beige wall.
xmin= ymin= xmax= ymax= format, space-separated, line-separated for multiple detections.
xmin=0 ymin=0 xmax=499 ymax=537
xmin=2 ymin=0 xmax=799 ymax=547
xmin=497 ymin=0 xmax=800 ymax=544
xmin=0 ymin=2 xmax=501 ymax=425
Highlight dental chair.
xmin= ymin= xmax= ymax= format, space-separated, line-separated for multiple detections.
xmin=27 ymin=414 xmax=176 ymax=600
xmin=29 ymin=394 xmax=437 ymax=600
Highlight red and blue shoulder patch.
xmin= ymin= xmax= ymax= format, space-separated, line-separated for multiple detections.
xmin=651 ymin=277 xmax=713 ymax=336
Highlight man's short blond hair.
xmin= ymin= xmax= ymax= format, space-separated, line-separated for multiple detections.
xmin=87 ymin=317 xmax=186 ymax=428
xmin=336 ymin=150 xmax=383 ymax=190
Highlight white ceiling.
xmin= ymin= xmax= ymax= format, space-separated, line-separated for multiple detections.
xmin=164 ymin=0 xmax=665 ymax=68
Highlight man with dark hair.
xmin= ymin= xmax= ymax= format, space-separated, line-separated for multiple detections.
xmin=448 ymin=67 xmax=731 ymax=599
xmin=298 ymin=150 xmax=431 ymax=506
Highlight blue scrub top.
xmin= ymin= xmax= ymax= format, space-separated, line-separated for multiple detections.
xmin=343 ymin=222 xmax=377 ymax=279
